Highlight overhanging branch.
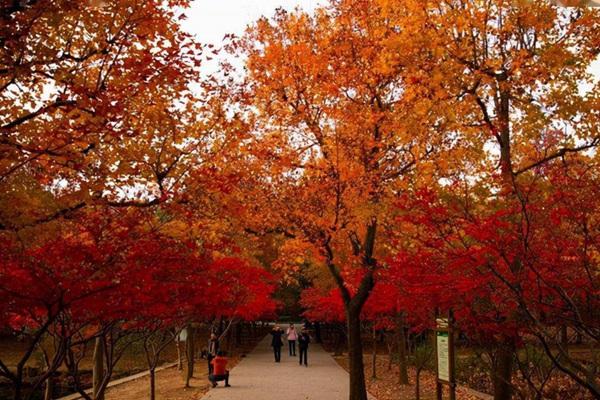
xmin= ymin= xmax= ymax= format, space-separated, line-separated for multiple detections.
xmin=515 ymin=138 xmax=600 ymax=176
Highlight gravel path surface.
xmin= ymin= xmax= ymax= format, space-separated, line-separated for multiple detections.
xmin=200 ymin=334 xmax=374 ymax=400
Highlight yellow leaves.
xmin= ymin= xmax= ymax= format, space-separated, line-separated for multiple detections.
xmin=270 ymin=237 xmax=327 ymax=285
xmin=160 ymin=219 xmax=190 ymax=239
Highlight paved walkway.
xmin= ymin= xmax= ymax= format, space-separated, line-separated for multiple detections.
xmin=200 ymin=334 xmax=372 ymax=400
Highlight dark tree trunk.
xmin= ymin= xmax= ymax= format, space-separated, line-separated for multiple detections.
xmin=386 ymin=333 xmax=393 ymax=371
xmin=92 ymin=337 xmax=105 ymax=400
xmin=371 ymin=326 xmax=377 ymax=379
xmin=334 ymin=324 xmax=345 ymax=356
xmin=315 ymin=322 xmax=322 ymax=343
xmin=327 ymin=218 xmax=377 ymax=400
xmin=396 ymin=313 xmax=409 ymax=385
xmin=41 ymin=348 xmax=54 ymax=400
xmin=12 ymin=381 xmax=21 ymax=400
xmin=43 ymin=375 xmax=53 ymax=400
xmin=185 ymin=325 xmax=195 ymax=387
xmin=415 ymin=369 xmax=422 ymax=400
xmin=149 ymin=368 xmax=156 ymax=400
xmin=492 ymin=342 xmax=514 ymax=400
xmin=219 ymin=317 xmax=225 ymax=335
xmin=347 ymin=306 xmax=368 ymax=400
xmin=175 ymin=339 xmax=183 ymax=371
xmin=226 ymin=323 xmax=234 ymax=354
xmin=560 ymin=325 xmax=569 ymax=354
xmin=236 ymin=322 xmax=242 ymax=346
xmin=492 ymin=88 xmax=515 ymax=400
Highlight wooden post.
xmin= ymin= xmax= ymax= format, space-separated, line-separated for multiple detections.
xmin=92 ymin=337 xmax=105 ymax=400
xmin=185 ymin=325 xmax=195 ymax=387
xmin=448 ymin=310 xmax=456 ymax=400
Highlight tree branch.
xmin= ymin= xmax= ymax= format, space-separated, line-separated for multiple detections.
xmin=1 ymin=99 xmax=75 ymax=131
xmin=515 ymin=138 xmax=600 ymax=176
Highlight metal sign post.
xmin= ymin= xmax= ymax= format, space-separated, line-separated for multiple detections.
xmin=435 ymin=310 xmax=456 ymax=400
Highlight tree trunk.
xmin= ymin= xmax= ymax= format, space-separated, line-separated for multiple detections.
xmin=219 ymin=317 xmax=225 ymax=335
xmin=347 ymin=307 xmax=368 ymax=400
xmin=415 ymin=369 xmax=422 ymax=400
xmin=371 ymin=326 xmax=377 ymax=379
xmin=397 ymin=313 xmax=409 ymax=385
xmin=92 ymin=337 xmax=105 ymax=400
xmin=175 ymin=339 xmax=183 ymax=371
xmin=12 ymin=380 xmax=21 ymax=400
xmin=492 ymin=342 xmax=514 ymax=400
xmin=334 ymin=325 xmax=345 ymax=356
xmin=185 ymin=325 xmax=195 ymax=387
xmin=227 ymin=323 xmax=234 ymax=354
xmin=560 ymin=325 xmax=569 ymax=355
xmin=587 ymin=340 xmax=598 ymax=392
xmin=236 ymin=322 xmax=242 ymax=346
xmin=43 ymin=376 xmax=53 ymax=400
xmin=149 ymin=367 xmax=156 ymax=400
xmin=315 ymin=322 xmax=322 ymax=343
xmin=387 ymin=333 xmax=393 ymax=371
xmin=330 ymin=218 xmax=376 ymax=400
xmin=493 ymin=87 xmax=516 ymax=400
xmin=42 ymin=348 xmax=54 ymax=400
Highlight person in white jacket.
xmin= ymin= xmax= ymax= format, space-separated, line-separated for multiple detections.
xmin=286 ymin=323 xmax=298 ymax=356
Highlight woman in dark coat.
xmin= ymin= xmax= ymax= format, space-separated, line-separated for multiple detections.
xmin=298 ymin=329 xmax=311 ymax=366
xmin=270 ymin=326 xmax=284 ymax=362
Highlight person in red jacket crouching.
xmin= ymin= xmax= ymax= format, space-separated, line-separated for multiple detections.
xmin=209 ymin=351 xmax=231 ymax=388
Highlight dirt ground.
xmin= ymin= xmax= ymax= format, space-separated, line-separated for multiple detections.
xmin=104 ymin=331 xmax=266 ymax=400
xmin=334 ymin=355 xmax=483 ymax=400
xmin=104 ymin=360 xmax=211 ymax=400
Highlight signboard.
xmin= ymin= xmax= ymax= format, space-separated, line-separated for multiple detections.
xmin=436 ymin=331 xmax=450 ymax=382
xmin=435 ymin=312 xmax=455 ymax=400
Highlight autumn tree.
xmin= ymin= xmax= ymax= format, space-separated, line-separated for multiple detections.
xmin=374 ymin=1 xmax=600 ymax=398
xmin=0 ymin=0 xmax=208 ymax=229
xmin=391 ymin=156 xmax=600 ymax=398
xmin=237 ymin=2 xmax=455 ymax=399
xmin=1 ymin=1 xmax=278 ymax=399
xmin=0 ymin=208 xmax=159 ymax=400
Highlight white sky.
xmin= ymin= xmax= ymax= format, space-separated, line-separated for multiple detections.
xmin=182 ymin=0 xmax=327 ymax=45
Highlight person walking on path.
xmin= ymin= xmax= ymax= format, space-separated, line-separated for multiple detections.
xmin=208 ymin=351 xmax=231 ymax=388
xmin=298 ymin=329 xmax=310 ymax=367
xmin=270 ymin=326 xmax=284 ymax=362
xmin=207 ymin=332 xmax=220 ymax=374
xmin=287 ymin=323 xmax=298 ymax=356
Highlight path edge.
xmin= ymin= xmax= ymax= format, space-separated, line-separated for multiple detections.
xmin=57 ymin=362 xmax=178 ymax=400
